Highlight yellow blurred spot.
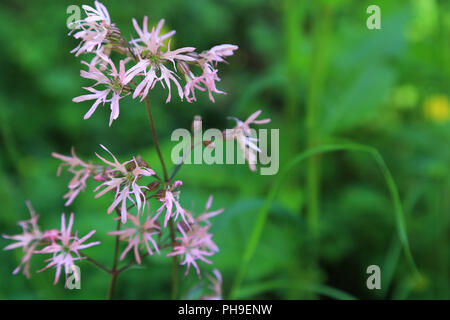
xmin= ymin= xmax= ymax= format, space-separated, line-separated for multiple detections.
xmin=423 ymin=95 xmax=450 ymax=123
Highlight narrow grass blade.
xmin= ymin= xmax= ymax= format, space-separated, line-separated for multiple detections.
xmin=229 ymin=143 xmax=420 ymax=299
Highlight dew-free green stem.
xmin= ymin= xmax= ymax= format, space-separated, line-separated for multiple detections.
xmin=143 ymin=96 xmax=179 ymax=299
xmin=305 ymin=3 xmax=332 ymax=239
xmin=144 ymin=97 xmax=169 ymax=182
xmin=169 ymin=218 xmax=179 ymax=300
xmin=282 ymin=0 xmax=302 ymax=123
xmin=83 ymin=255 xmax=111 ymax=274
xmin=107 ymin=216 xmax=121 ymax=300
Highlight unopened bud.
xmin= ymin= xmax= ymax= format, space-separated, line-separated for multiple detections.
xmin=122 ymin=84 xmax=133 ymax=94
xmin=147 ymin=181 xmax=160 ymax=192
xmin=136 ymin=156 xmax=149 ymax=168
xmin=186 ymin=51 xmax=200 ymax=60
xmin=42 ymin=229 xmax=60 ymax=242
xmin=178 ymin=221 xmax=192 ymax=233
xmin=172 ymin=180 xmax=183 ymax=189
xmin=192 ymin=115 xmax=202 ymax=132
xmin=203 ymin=140 xmax=215 ymax=148
xmin=106 ymin=25 xmax=122 ymax=44
xmin=155 ymin=190 xmax=166 ymax=200
xmin=141 ymin=49 xmax=151 ymax=59
xmin=125 ymin=161 xmax=136 ymax=172
xmin=177 ymin=61 xmax=191 ymax=76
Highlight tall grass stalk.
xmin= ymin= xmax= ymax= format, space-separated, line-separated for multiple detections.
xmin=305 ymin=2 xmax=332 ymax=240
xmin=229 ymin=143 xmax=420 ymax=299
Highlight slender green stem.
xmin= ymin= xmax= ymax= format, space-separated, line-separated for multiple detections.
xmin=169 ymin=218 xmax=179 ymax=300
xmin=92 ymin=32 xmax=177 ymax=300
xmin=305 ymin=3 xmax=332 ymax=244
xmin=117 ymin=253 xmax=149 ymax=273
xmin=116 ymin=242 xmax=171 ymax=274
xmin=144 ymin=96 xmax=169 ymax=182
xmin=107 ymin=216 xmax=121 ymax=300
xmin=83 ymin=255 xmax=111 ymax=274
xmin=119 ymin=33 xmax=179 ymax=299
xmin=282 ymin=0 xmax=303 ymax=124
xmin=126 ymin=194 xmax=157 ymax=211
xmin=169 ymin=140 xmax=202 ymax=183
xmin=143 ymin=96 xmax=179 ymax=299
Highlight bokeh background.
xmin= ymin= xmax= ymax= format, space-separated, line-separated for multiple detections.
xmin=0 ymin=0 xmax=449 ymax=299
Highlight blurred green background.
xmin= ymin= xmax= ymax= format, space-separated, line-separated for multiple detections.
xmin=0 ymin=0 xmax=449 ymax=299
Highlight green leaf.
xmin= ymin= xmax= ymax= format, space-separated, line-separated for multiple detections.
xmin=236 ymin=280 xmax=357 ymax=300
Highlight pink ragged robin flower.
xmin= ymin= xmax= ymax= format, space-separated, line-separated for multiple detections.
xmin=167 ymin=223 xmax=216 ymax=276
xmin=35 ymin=213 xmax=100 ymax=285
xmin=155 ymin=180 xmax=192 ymax=228
xmin=52 ymin=147 xmax=99 ymax=206
xmin=73 ymin=53 xmax=147 ymax=126
xmin=130 ymin=17 xmax=196 ymax=103
xmin=185 ymin=199 xmax=223 ymax=255
xmin=183 ymin=44 xmax=238 ymax=103
xmin=3 ymin=202 xmax=59 ymax=278
xmin=3 ymin=202 xmax=43 ymax=278
xmin=223 ymin=110 xmax=271 ymax=171
xmin=201 ymin=44 xmax=239 ymax=64
xmin=167 ymin=196 xmax=223 ymax=276
xmin=201 ymin=269 xmax=223 ymax=300
xmin=69 ymin=1 xmax=115 ymax=56
xmin=195 ymin=195 xmax=225 ymax=225
xmin=183 ymin=64 xmax=222 ymax=103
xmin=107 ymin=210 xmax=160 ymax=264
xmin=94 ymin=145 xmax=155 ymax=223
xmin=226 ymin=109 xmax=271 ymax=135
xmin=129 ymin=17 xmax=175 ymax=54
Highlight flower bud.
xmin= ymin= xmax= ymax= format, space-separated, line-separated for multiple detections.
xmin=186 ymin=51 xmax=200 ymax=60
xmin=172 ymin=180 xmax=183 ymax=189
xmin=125 ymin=161 xmax=137 ymax=172
xmin=106 ymin=25 xmax=122 ymax=44
xmin=203 ymin=140 xmax=215 ymax=148
xmin=192 ymin=115 xmax=202 ymax=132
xmin=177 ymin=61 xmax=191 ymax=77
xmin=147 ymin=181 xmax=160 ymax=192
xmin=136 ymin=156 xmax=149 ymax=168
xmin=155 ymin=189 xmax=166 ymax=200
xmin=42 ymin=229 xmax=59 ymax=242
xmin=178 ymin=220 xmax=192 ymax=233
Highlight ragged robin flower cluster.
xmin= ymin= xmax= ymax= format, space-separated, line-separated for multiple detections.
xmin=3 ymin=1 xmax=270 ymax=299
